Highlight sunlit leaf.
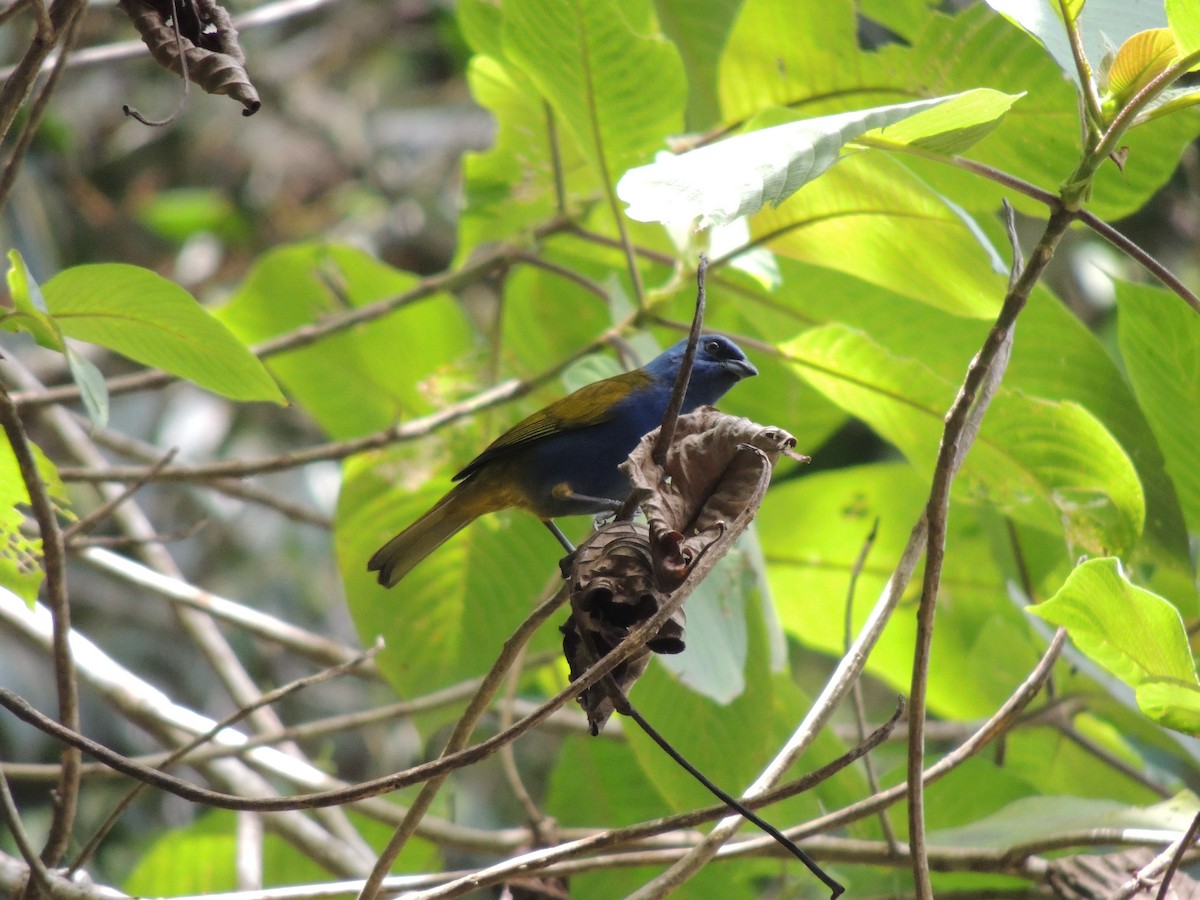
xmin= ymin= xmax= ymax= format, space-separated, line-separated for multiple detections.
xmin=1104 ymin=29 xmax=1180 ymax=108
xmin=216 ymin=243 xmax=472 ymax=439
xmin=2 ymin=251 xmax=62 ymax=351
xmin=618 ymin=91 xmax=1015 ymax=227
xmin=0 ymin=441 xmax=68 ymax=607
xmin=1031 ymin=558 xmax=1197 ymax=687
xmin=1167 ymin=0 xmax=1200 ymax=56
xmin=783 ymin=325 xmax=1145 ymax=555
xmin=1117 ymin=283 xmax=1200 ymax=539
xmin=42 ymin=264 xmax=284 ymax=405
xmin=502 ymin=0 xmax=686 ymax=180
xmin=986 ymin=0 xmax=1169 ymax=87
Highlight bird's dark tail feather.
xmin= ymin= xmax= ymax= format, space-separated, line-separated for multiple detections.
xmin=368 ymin=483 xmax=491 ymax=588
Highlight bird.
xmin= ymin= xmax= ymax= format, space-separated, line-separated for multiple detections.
xmin=367 ymin=334 xmax=758 ymax=587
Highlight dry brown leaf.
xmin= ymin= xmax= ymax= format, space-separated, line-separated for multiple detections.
xmin=119 ymin=0 xmax=261 ymax=115
xmin=560 ymin=411 xmax=798 ymax=733
xmin=561 ymin=520 xmax=684 ymax=734
xmin=623 ymin=408 xmax=796 ymax=589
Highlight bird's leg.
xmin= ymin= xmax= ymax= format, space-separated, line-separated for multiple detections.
xmin=543 ymin=519 xmax=575 ymax=554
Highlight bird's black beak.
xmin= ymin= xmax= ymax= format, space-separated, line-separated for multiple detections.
xmin=725 ymin=358 xmax=758 ymax=379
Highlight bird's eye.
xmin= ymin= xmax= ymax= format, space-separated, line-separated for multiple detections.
xmin=705 ymin=339 xmax=720 ymax=354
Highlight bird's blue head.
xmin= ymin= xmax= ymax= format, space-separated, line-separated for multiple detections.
xmin=647 ymin=334 xmax=758 ymax=408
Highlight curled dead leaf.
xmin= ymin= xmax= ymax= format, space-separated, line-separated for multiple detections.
xmin=119 ymin=0 xmax=261 ymax=115
xmin=561 ymin=520 xmax=684 ymax=734
xmin=560 ymin=411 xmax=800 ymax=734
xmin=624 ymin=408 xmax=796 ymax=589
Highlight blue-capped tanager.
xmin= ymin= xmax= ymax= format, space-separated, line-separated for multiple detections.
xmin=368 ymin=335 xmax=758 ymax=587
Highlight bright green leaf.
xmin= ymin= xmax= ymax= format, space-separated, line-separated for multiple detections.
xmin=986 ymin=0 xmax=1169 ymax=87
xmin=135 ymin=188 xmax=250 ymax=244
xmin=1136 ymin=679 xmax=1200 ymax=736
xmin=1105 ymin=29 xmax=1181 ymax=108
xmin=1031 ymin=558 xmax=1198 ymax=687
xmin=749 ymin=152 xmax=1007 ymax=317
xmin=3 ymin=250 xmax=63 ymax=350
xmin=1118 ymin=281 xmax=1200 ymax=535
xmin=1167 ymin=0 xmax=1200 ymax=56
xmin=618 ymin=91 xmax=1014 ymax=227
xmin=854 ymin=87 xmax=1023 ymax=155
xmin=0 ymin=440 xmax=69 ymax=607
xmin=655 ymin=0 xmax=742 ymax=130
xmin=783 ymin=325 xmax=1145 ymax=555
xmin=502 ymin=0 xmax=686 ymax=182
xmin=42 ymin=264 xmax=284 ymax=404
xmin=216 ymin=244 xmax=472 ymax=439
xmin=760 ymin=463 xmax=1045 ymax=718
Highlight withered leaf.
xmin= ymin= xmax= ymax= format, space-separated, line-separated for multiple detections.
xmin=119 ymin=0 xmax=261 ymax=116
xmin=561 ymin=412 xmax=798 ymax=734
xmin=623 ymin=408 xmax=796 ymax=589
xmin=561 ymin=521 xmax=685 ymax=734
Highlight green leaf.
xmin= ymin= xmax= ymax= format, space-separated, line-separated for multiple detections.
xmin=1137 ymin=679 xmax=1200 ymax=736
xmin=655 ymin=0 xmax=742 ymax=130
xmin=502 ymin=0 xmax=686 ymax=182
xmin=854 ymin=87 xmax=1024 ymax=155
xmin=748 ymin=152 xmax=1008 ymax=318
xmin=784 ymin=325 xmax=1145 ymax=556
xmin=1118 ymin=281 xmax=1200 ymax=535
xmin=336 ymin=452 xmax=566 ymax=696
xmin=134 ymin=188 xmax=250 ymax=244
xmin=1167 ymin=0 xmax=1200 ymax=56
xmin=759 ymin=463 xmax=1045 ymax=718
xmin=655 ymin=546 xmax=754 ymax=704
xmin=1031 ymin=558 xmax=1198 ymax=688
xmin=124 ymin=809 xmax=434 ymax=895
xmin=2 ymin=250 xmax=63 ymax=350
xmin=0 ymin=439 xmax=69 ymax=606
xmin=63 ymin=344 xmax=109 ymax=427
xmin=216 ymin=243 xmax=473 ymax=439
xmin=1104 ymin=28 xmax=1181 ymax=109
xmin=460 ymin=55 xmax=594 ymax=247
xmin=41 ymin=264 xmax=284 ymax=404
xmin=618 ymin=91 xmax=1016 ymax=228
xmin=986 ymin=0 xmax=1170 ymax=87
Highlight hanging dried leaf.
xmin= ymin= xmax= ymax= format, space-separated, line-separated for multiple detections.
xmin=561 ymin=520 xmax=685 ymax=734
xmin=119 ymin=0 xmax=261 ymax=116
xmin=624 ymin=408 xmax=797 ymax=589
xmin=560 ymin=410 xmax=799 ymax=734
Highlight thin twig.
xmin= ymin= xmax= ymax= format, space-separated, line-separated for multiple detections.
xmin=79 ymin=548 xmax=375 ymax=674
xmin=355 ymin=581 xmax=571 ymax=900
xmin=1154 ymin=810 xmax=1200 ymax=900
xmin=651 ymin=255 xmax=707 ymax=468
xmin=843 ymin=519 xmax=897 ymax=852
xmin=68 ymin=643 xmax=381 ymax=874
xmin=497 ymin=644 xmax=554 ymax=843
xmin=0 ymin=756 xmax=53 ymax=894
xmin=1056 ymin=0 xmax=1103 ymax=136
xmin=121 ymin=0 xmax=189 ymax=126
xmin=906 ymin=197 xmax=1048 ymax=899
xmin=0 ymin=383 xmax=80 ymax=869
xmin=62 ymin=448 xmax=178 ymax=540
xmin=0 ymin=0 xmax=82 ymax=214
